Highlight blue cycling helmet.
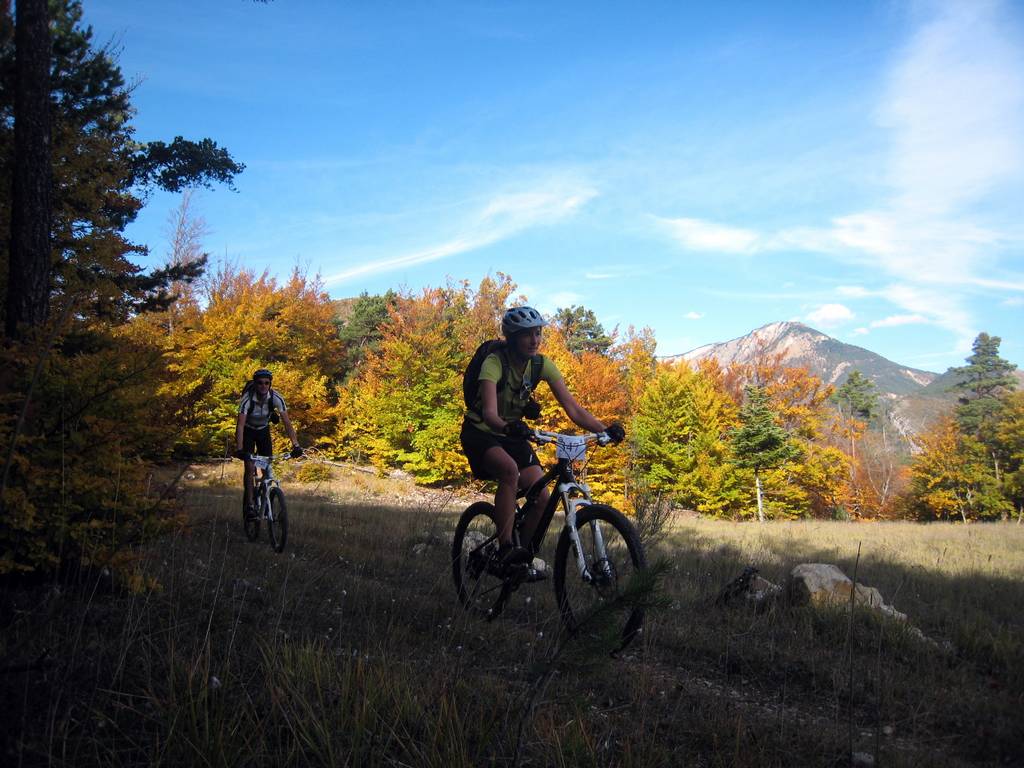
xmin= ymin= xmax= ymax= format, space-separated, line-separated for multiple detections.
xmin=252 ymin=368 xmax=273 ymax=381
xmin=501 ymin=306 xmax=546 ymax=337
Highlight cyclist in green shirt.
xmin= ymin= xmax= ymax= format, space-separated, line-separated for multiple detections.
xmin=461 ymin=306 xmax=625 ymax=573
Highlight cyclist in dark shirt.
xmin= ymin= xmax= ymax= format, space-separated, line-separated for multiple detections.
xmin=234 ymin=368 xmax=302 ymax=516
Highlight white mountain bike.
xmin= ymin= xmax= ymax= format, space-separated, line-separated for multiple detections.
xmin=451 ymin=429 xmax=647 ymax=651
xmin=240 ymin=453 xmax=290 ymax=553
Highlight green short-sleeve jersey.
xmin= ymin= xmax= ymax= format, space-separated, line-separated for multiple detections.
xmin=467 ymin=352 xmax=563 ymax=434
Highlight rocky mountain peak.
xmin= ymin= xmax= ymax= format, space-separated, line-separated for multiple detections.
xmin=673 ymin=320 xmax=938 ymax=398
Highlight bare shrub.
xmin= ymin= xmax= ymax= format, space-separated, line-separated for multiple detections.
xmin=631 ymin=485 xmax=674 ymax=547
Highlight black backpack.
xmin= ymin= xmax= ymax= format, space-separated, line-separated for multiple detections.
xmin=241 ymin=382 xmax=280 ymax=424
xmin=463 ymin=340 xmax=543 ymax=417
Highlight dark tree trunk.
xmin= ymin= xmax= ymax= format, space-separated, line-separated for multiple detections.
xmin=6 ymin=0 xmax=52 ymax=339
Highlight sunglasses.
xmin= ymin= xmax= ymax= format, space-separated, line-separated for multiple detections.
xmin=255 ymin=379 xmax=271 ymax=386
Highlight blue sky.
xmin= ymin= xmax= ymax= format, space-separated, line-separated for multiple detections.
xmin=87 ymin=0 xmax=1024 ymax=372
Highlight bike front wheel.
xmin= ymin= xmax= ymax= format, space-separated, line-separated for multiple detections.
xmin=267 ymin=487 xmax=288 ymax=553
xmin=554 ymin=504 xmax=647 ymax=652
xmin=451 ymin=501 xmax=506 ymax=617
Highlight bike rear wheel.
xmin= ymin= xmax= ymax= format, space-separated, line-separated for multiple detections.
xmin=451 ymin=501 xmax=508 ymax=617
xmin=243 ymin=495 xmax=260 ymax=541
xmin=554 ymin=504 xmax=647 ymax=652
xmin=267 ymin=487 xmax=288 ymax=553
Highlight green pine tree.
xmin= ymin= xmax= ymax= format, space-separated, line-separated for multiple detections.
xmin=948 ymin=333 xmax=1017 ymax=489
xmin=553 ymin=305 xmax=613 ymax=356
xmin=832 ymin=370 xmax=878 ymax=422
xmin=730 ymin=385 xmax=803 ymax=522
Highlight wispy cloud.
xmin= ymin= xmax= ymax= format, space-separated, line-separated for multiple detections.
xmin=806 ymin=303 xmax=854 ymax=327
xmin=655 ymin=217 xmax=760 ymax=253
xmin=850 ymin=311 xmax=933 ymax=337
xmin=655 ymin=1 xmax=1024 ymax=349
xmin=685 ymin=311 xmax=703 ymax=320
xmin=870 ymin=313 xmax=928 ymax=328
xmin=324 ymin=181 xmax=597 ymax=284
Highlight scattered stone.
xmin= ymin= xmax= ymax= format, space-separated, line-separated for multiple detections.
xmin=411 ymin=543 xmax=429 ymax=556
xmin=851 ymin=751 xmax=875 ymax=767
xmin=715 ymin=566 xmax=760 ymax=606
xmin=787 ymin=563 xmax=896 ymax=615
xmin=746 ymin=575 xmax=782 ymax=606
xmin=714 ymin=566 xmax=782 ymax=608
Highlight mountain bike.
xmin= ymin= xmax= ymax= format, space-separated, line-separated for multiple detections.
xmin=240 ymin=452 xmax=290 ymax=553
xmin=451 ymin=429 xmax=647 ymax=651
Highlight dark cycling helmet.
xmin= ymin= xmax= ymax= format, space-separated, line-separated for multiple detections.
xmin=501 ymin=306 xmax=546 ymax=337
xmin=252 ymin=368 xmax=273 ymax=381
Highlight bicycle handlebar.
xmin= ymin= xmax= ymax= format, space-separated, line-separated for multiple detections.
xmin=529 ymin=429 xmax=614 ymax=447
xmin=237 ymin=452 xmax=296 ymax=463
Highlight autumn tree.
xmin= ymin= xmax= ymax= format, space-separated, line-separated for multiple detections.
xmin=338 ymin=277 xmax=517 ymax=482
xmin=909 ymin=416 xmax=1010 ymax=522
xmin=994 ymin=391 xmax=1024 ymax=521
xmin=0 ymin=2 xmax=243 ymax=575
xmin=153 ymin=262 xmax=344 ymax=457
xmin=632 ymin=361 xmax=744 ymax=517
xmin=529 ymin=322 xmax=629 ymax=506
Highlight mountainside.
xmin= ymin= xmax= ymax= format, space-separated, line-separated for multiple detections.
xmin=676 ymin=321 xmax=939 ymax=398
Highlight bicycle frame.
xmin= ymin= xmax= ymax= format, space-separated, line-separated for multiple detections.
xmin=247 ymin=453 xmax=288 ymax=521
xmin=519 ymin=431 xmax=609 ymax=584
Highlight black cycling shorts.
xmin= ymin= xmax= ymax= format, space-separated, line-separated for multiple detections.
xmin=460 ymin=419 xmax=539 ymax=481
xmin=242 ymin=425 xmax=273 ymax=457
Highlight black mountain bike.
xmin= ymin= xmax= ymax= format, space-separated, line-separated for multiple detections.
xmin=240 ymin=452 xmax=290 ymax=553
xmin=451 ymin=429 xmax=647 ymax=650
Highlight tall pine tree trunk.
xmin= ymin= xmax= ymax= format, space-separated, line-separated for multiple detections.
xmin=6 ymin=0 xmax=52 ymax=339
xmin=755 ymin=470 xmax=765 ymax=523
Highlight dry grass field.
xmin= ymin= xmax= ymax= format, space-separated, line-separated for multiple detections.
xmin=2 ymin=462 xmax=1022 ymax=767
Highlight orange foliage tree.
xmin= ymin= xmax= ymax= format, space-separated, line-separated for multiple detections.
xmin=143 ymin=262 xmax=345 ymax=457
xmin=336 ymin=276 xmax=517 ymax=482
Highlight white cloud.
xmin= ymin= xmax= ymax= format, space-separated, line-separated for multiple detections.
xmin=656 ymin=216 xmax=760 ymax=253
xmin=653 ymin=2 xmax=1024 ymax=351
xmin=1002 ymin=296 xmax=1024 ymax=307
xmin=870 ymin=313 xmax=929 ymax=328
xmin=880 ymin=1 xmax=1024 ymax=216
xmin=324 ymin=181 xmax=597 ymax=284
xmin=851 ymin=327 xmax=869 ymax=336
xmin=685 ymin=311 xmax=703 ymax=320
xmin=806 ymin=303 xmax=854 ymax=327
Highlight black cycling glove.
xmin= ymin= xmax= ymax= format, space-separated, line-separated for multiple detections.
xmin=522 ymin=399 xmax=542 ymax=420
xmin=503 ymin=420 xmax=533 ymax=439
xmin=291 ymin=445 xmax=304 ymax=458
xmin=234 ymin=449 xmax=248 ymax=460
xmin=605 ymin=422 xmax=626 ymax=444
